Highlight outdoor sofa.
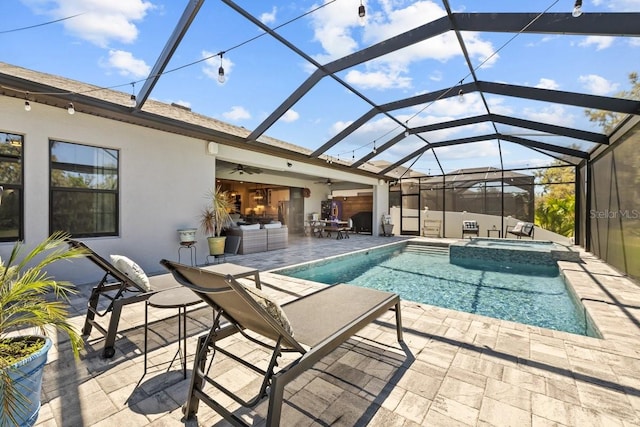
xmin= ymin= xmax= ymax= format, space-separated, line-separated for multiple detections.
xmin=225 ymin=222 xmax=288 ymax=254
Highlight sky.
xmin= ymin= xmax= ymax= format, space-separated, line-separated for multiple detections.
xmin=2 ymin=0 xmax=640 ymax=177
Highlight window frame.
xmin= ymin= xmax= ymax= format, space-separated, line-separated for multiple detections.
xmin=49 ymin=140 xmax=120 ymax=238
xmin=0 ymin=131 xmax=24 ymax=242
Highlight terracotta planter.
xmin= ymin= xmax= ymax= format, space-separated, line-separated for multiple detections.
xmin=1 ymin=336 xmax=52 ymax=427
xmin=207 ymin=236 xmax=226 ymax=256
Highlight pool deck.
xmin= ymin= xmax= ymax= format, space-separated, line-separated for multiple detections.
xmin=35 ymin=234 xmax=640 ymax=426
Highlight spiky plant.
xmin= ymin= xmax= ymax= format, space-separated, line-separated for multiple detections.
xmin=200 ymin=186 xmax=233 ymax=237
xmin=0 ymin=231 xmax=87 ymax=425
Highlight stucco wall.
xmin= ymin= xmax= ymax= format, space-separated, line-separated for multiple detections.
xmin=0 ymin=96 xmax=216 ymax=284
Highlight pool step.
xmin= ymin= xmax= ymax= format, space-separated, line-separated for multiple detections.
xmin=404 ymin=244 xmax=449 ymax=256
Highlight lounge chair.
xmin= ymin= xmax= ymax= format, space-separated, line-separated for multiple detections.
xmin=67 ymin=239 xmax=180 ymax=358
xmin=507 ymin=221 xmax=535 ymax=239
xmin=160 ymin=259 xmax=404 ymax=426
xmin=462 ymin=220 xmax=479 ymax=238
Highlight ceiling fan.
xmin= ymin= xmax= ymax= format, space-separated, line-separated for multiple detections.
xmin=229 ymin=164 xmax=262 ymax=175
xmin=314 ymin=178 xmax=333 ymax=186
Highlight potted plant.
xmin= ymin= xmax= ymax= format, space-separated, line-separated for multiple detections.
xmin=0 ymin=231 xmax=87 ymax=426
xmin=200 ymin=186 xmax=233 ymax=256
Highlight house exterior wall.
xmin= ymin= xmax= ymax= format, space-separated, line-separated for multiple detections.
xmin=0 ymin=95 xmax=216 ymax=284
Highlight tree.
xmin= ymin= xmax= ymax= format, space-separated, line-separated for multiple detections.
xmin=534 ymin=164 xmax=575 ymax=237
xmin=585 ymin=72 xmax=640 ymax=133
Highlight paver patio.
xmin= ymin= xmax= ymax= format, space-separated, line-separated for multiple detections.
xmin=34 ymin=234 xmax=640 ymax=426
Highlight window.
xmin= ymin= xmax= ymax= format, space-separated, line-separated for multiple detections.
xmin=0 ymin=132 xmax=24 ymax=241
xmin=50 ymin=141 xmax=119 ymax=237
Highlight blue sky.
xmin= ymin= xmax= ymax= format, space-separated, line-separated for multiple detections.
xmin=2 ymin=0 xmax=639 ymax=177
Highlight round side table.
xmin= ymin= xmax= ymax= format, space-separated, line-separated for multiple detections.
xmin=144 ymin=287 xmax=201 ymax=379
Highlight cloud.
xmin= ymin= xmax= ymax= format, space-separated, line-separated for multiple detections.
xmin=535 ymin=78 xmax=559 ymax=90
xmin=24 ymin=0 xmax=153 ymax=48
xmin=308 ymin=1 xmax=496 ymax=90
xmin=344 ymin=69 xmax=412 ymax=90
xmin=434 ymin=140 xmax=500 ymax=160
xmin=202 ymin=50 xmax=234 ymax=83
xmin=260 ymin=6 xmax=277 ymax=25
xmin=523 ymin=104 xmax=575 ymax=127
xmin=593 ymin=0 xmax=640 ymax=11
xmin=578 ymin=36 xmax=614 ymax=50
xmin=578 ymin=74 xmax=619 ymax=95
xmin=104 ymin=50 xmax=150 ymax=78
xmin=223 ymin=106 xmax=251 ymax=121
xmin=281 ymin=110 xmax=300 ymax=123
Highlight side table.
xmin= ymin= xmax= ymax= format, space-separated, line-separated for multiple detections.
xmin=178 ymin=241 xmax=197 ymax=266
xmin=144 ymin=287 xmax=202 ymax=379
xmin=487 ymin=229 xmax=502 ymax=238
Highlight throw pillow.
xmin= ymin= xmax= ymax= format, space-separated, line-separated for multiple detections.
xmin=242 ymin=285 xmax=294 ymax=337
xmin=263 ymin=222 xmax=281 ymax=229
xmin=240 ymin=223 xmax=261 ymax=231
xmin=110 ymin=254 xmax=151 ymax=291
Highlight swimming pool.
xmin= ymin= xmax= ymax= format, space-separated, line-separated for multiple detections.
xmin=274 ymin=243 xmax=598 ymax=337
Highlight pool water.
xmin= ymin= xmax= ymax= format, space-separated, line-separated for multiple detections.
xmin=275 ymin=245 xmax=596 ymax=337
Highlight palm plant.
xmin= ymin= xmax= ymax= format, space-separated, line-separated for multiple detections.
xmin=0 ymin=231 xmax=87 ymax=425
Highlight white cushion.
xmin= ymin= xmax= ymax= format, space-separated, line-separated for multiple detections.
xmin=242 ymin=285 xmax=294 ymax=337
xmin=240 ymin=223 xmax=261 ymax=230
xmin=110 ymin=254 xmax=151 ymax=291
xmin=263 ymin=222 xmax=281 ymax=229
xmin=511 ymin=222 xmax=524 ymax=233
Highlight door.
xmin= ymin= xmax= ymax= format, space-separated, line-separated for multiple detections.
xmin=401 ymin=194 xmax=420 ymax=235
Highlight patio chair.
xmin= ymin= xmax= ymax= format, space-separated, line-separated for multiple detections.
xmin=67 ymin=239 xmax=180 ymax=358
xmin=462 ymin=220 xmax=479 ymax=238
xmin=159 ymin=259 xmax=404 ymax=426
xmin=507 ymin=221 xmax=535 ymax=239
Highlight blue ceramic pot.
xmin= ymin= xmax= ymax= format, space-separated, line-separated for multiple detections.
xmin=1 ymin=336 xmax=52 ymax=427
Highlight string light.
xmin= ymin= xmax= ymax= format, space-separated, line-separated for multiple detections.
xmin=372 ymin=140 xmax=377 ymax=154
xmin=572 ymin=0 xmax=583 ymax=17
xmin=458 ymin=80 xmax=465 ymax=103
xmin=404 ymin=121 xmax=410 ymax=137
xmin=129 ymin=82 xmax=137 ymax=107
xmin=218 ymin=52 xmax=226 ymax=84
xmin=358 ymin=1 xmax=366 ymax=26
xmin=24 ymin=93 xmax=31 ymax=111
xmin=67 ymin=102 xmax=75 ymax=115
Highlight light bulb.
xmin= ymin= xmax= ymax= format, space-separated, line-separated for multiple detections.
xmin=404 ymin=129 xmax=410 ymax=137
xmin=358 ymin=4 xmax=366 ymax=26
xmin=24 ymin=100 xmax=31 ymax=111
xmin=218 ymin=66 xmax=225 ymax=83
xmin=572 ymin=0 xmax=583 ymax=17
xmin=458 ymin=89 xmax=465 ymax=103
xmin=129 ymin=94 xmax=137 ymax=107
xmin=67 ymin=103 xmax=75 ymax=115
